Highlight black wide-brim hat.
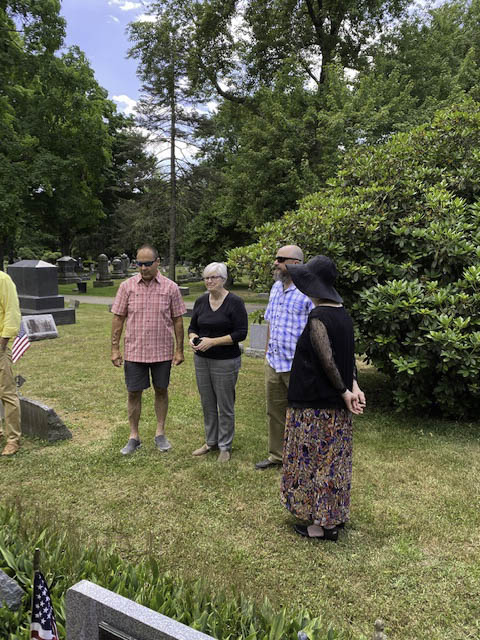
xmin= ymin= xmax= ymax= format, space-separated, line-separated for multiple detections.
xmin=286 ymin=255 xmax=343 ymax=303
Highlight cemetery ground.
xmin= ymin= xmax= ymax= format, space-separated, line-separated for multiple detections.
xmin=1 ymin=304 xmax=479 ymax=640
xmin=58 ymin=276 xmax=270 ymax=305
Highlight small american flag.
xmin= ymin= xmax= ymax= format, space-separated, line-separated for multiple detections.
xmin=30 ymin=571 xmax=59 ymax=640
xmin=11 ymin=321 xmax=30 ymax=364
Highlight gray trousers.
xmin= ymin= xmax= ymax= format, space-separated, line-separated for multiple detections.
xmin=194 ymin=354 xmax=241 ymax=451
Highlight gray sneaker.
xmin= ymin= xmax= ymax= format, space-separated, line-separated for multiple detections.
xmin=120 ymin=438 xmax=141 ymax=455
xmin=154 ymin=435 xmax=171 ymax=452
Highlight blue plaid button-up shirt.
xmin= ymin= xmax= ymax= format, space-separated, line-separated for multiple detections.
xmin=264 ymin=281 xmax=314 ymax=373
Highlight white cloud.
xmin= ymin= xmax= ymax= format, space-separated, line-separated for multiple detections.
xmin=107 ymin=14 xmax=120 ymax=23
xmin=147 ymin=136 xmax=197 ymax=167
xmin=113 ymin=94 xmax=138 ymax=116
xmin=108 ymin=0 xmax=142 ymax=11
xmin=134 ymin=13 xmax=157 ymax=23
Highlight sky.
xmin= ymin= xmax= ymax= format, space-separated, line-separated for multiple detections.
xmin=60 ymin=0 xmax=149 ymax=117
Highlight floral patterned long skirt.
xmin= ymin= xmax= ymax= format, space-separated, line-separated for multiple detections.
xmin=281 ymin=407 xmax=353 ymax=527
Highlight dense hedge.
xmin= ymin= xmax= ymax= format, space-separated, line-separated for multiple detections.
xmin=228 ymin=100 xmax=480 ymax=416
xmin=0 ymin=506 xmax=348 ymax=640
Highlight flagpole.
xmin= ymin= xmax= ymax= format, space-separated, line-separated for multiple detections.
xmin=31 ymin=547 xmax=40 ymax=635
xmin=33 ymin=547 xmax=40 ymax=572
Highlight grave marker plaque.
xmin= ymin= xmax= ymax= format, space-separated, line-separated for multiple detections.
xmin=23 ymin=314 xmax=58 ymax=341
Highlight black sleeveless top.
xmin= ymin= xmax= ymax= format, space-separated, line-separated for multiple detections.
xmin=288 ymin=306 xmax=355 ymax=409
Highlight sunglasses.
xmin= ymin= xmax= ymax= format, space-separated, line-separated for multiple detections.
xmin=137 ymin=260 xmax=156 ymax=267
xmin=275 ymin=256 xmax=296 ymax=263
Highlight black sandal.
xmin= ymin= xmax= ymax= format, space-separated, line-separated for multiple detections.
xmin=294 ymin=524 xmax=338 ymax=542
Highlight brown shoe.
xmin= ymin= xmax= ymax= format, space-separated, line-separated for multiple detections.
xmin=217 ymin=450 xmax=230 ymax=463
xmin=192 ymin=443 xmax=217 ymax=456
xmin=2 ymin=442 xmax=19 ymax=456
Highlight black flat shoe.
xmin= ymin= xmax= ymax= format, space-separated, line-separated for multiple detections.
xmin=294 ymin=524 xmax=338 ymax=542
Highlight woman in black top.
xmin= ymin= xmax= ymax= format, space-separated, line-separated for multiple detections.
xmin=280 ymin=256 xmax=366 ymax=540
xmin=188 ymin=262 xmax=248 ymax=462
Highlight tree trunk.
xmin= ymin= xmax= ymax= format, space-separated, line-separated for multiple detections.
xmin=169 ymin=106 xmax=177 ymax=282
xmin=168 ymin=40 xmax=177 ymax=283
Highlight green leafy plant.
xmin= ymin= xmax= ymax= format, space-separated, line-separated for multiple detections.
xmin=229 ymin=100 xmax=480 ymax=415
xmin=249 ymin=309 xmax=266 ymax=324
xmin=0 ymin=506 xmax=346 ymax=640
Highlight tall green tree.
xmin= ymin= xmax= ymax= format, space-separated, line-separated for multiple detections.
xmin=0 ymin=0 xmax=65 ymax=266
xmin=23 ymin=46 xmax=115 ymax=255
xmin=129 ymin=5 xmax=201 ymax=278
xmin=188 ymin=0 xmax=410 ymax=96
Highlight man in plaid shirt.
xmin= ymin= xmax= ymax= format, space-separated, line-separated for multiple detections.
xmin=255 ymin=245 xmax=313 ymax=470
xmin=111 ymin=244 xmax=186 ymax=455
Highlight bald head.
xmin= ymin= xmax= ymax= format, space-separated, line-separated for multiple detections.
xmin=273 ymin=245 xmax=304 ymax=287
xmin=278 ymin=245 xmax=304 ymax=262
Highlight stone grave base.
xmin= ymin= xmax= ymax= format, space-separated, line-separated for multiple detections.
xmin=93 ymin=280 xmax=114 ymax=287
xmin=21 ymin=307 xmax=75 ymax=325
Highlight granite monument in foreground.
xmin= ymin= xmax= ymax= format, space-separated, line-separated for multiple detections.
xmin=7 ymin=260 xmax=75 ymax=325
xmin=66 ymin=580 xmax=215 ymax=640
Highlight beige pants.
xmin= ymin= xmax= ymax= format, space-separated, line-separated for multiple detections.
xmin=265 ymin=362 xmax=290 ymax=463
xmin=0 ymin=349 xmax=21 ymax=445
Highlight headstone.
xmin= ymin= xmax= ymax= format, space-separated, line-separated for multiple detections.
xmin=19 ymin=396 xmax=72 ymax=441
xmin=245 ymin=323 xmax=268 ymax=358
xmin=111 ymin=257 xmax=124 ymax=280
xmin=179 ymin=286 xmax=189 ymax=297
xmin=57 ymin=256 xmax=81 ymax=284
xmin=23 ymin=314 xmax=58 ymax=341
xmin=120 ymin=253 xmax=129 ymax=276
xmin=94 ymin=254 xmax=113 ymax=288
xmin=0 ymin=569 xmax=25 ymax=610
xmin=66 ymin=580 xmax=215 ymax=640
xmin=75 ymin=257 xmax=90 ymax=282
xmin=7 ymin=260 xmax=75 ymax=325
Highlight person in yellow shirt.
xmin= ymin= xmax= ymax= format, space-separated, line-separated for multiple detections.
xmin=0 ymin=270 xmax=21 ymax=455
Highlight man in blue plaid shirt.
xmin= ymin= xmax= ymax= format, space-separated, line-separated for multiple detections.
xmin=255 ymin=245 xmax=314 ymax=470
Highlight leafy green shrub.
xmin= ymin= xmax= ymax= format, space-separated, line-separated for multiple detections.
xmin=16 ymin=247 xmax=38 ymax=261
xmin=249 ymin=309 xmax=266 ymax=324
xmin=0 ymin=506 xmax=351 ymax=640
xmin=40 ymin=250 xmax=62 ymax=264
xmin=228 ymin=100 xmax=480 ymax=415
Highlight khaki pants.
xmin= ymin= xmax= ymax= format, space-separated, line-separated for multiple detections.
xmin=0 ymin=350 xmax=21 ymax=445
xmin=265 ymin=362 xmax=290 ymax=463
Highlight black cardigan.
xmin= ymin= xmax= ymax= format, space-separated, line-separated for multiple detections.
xmin=288 ymin=306 xmax=355 ymax=409
xmin=188 ymin=292 xmax=248 ymax=359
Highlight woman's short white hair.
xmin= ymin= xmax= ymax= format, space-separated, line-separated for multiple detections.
xmin=203 ymin=262 xmax=227 ymax=280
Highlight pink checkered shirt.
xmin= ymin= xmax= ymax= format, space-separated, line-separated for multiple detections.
xmin=111 ymin=272 xmax=186 ymax=363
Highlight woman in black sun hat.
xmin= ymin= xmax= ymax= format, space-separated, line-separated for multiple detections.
xmin=281 ymin=255 xmax=366 ymax=541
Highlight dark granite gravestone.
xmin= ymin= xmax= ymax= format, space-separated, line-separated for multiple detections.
xmin=7 ymin=260 xmax=75 ymax=325
xmin=57 ymin=256 xmax=80 ymax=284
xmin=19 ymin=396 xmax=72 ymax=441
xmin=111 ymin=257 xmax=124 ymax=280
xmin=0 ymin=569 xmax=24 ymax=610
xmin=94 ymin=254 xmax=113 ymax=288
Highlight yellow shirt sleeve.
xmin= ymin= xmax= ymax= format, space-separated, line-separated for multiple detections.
xmin=0 ymin=274 xmax=21 ymax=339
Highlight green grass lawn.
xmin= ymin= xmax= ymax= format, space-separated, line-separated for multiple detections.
xmin=3 ymin=305 xmax=480 ymax=640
